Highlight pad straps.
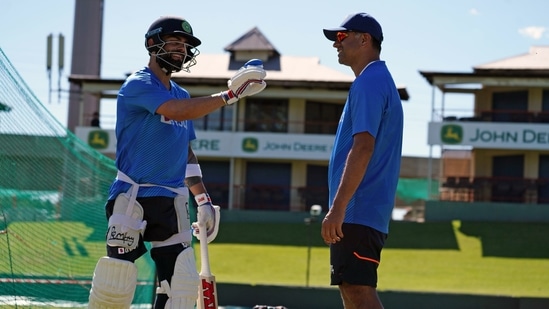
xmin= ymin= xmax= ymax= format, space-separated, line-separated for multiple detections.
xmin=116 ymin=170 xmax=189 ymax=219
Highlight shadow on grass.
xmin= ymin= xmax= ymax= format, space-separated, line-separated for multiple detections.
xmin=385 ymin=221 xmax=459 ymax=249
xmin=459 ymin=221 xmax=549 ymax=258
xmin=214 ymin=222 xmax=327 ymax=247
xmin=214 ymin=221 xmax=460 ymax=250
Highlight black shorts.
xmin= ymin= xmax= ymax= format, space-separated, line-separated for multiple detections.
xmin=105 ymin=196 xmax=182 ymax=261
xmin=330 ymin=223 xmax=387 ymax=287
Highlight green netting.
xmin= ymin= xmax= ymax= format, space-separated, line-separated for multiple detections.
xmin=0 ymin=48 xmax=156 ymax=307
xmin=396 ymin=178 xmax=440 ymax=203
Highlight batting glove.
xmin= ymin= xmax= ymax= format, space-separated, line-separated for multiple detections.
xmin=192 ymin=193 xmax=220 ymax=243
xmin=214 ymin=59 xmax=267 ymax=105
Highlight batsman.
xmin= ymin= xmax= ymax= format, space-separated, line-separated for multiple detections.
xmin=87 ymin=16 xmax=267 ymax=309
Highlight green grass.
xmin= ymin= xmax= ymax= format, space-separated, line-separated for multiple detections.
xmin=1 ymin=219 xmax=549 ymax=308
xmin=380 ymin=221 xmax=549 ymax=297
xmin=0 ymin=222 xmax=153 ymax=278
xmin=203 ymin=220 xmax=549 ymax=298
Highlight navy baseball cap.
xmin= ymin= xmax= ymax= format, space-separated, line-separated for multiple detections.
xmin=323 ymin=12 xmax=383 ymax=42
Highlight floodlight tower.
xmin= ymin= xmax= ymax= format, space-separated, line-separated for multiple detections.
xmin=46 ymin=33 xmax=65 ymax=104
xmin=66 ymin=0 xmax=104 ymax=131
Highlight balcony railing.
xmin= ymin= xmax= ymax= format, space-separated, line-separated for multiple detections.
xmin=200 ymin=183 xmax=329 ymax=212
xmin=442 ymin=111 xmax=549 ymax=123
xmin=440 ymin=176 xmax=549 ymax=204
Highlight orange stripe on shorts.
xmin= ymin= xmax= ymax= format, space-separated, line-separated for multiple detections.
xmin=353 ymin=251 xmax=380 ymax=265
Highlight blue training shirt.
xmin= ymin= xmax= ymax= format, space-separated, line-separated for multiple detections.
xmin=108 ymin=67 xmax=196 ymax=200
xmin=328 ymin=61 xmax=403 ymax=234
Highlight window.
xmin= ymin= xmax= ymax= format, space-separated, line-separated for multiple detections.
xmin=491 ymin=155 xmax=524 ymax=203
xmin=491 ymin=91 xmax=529 ymax=122
xmin=301 ymin=165 xmax=329 ymax=212
xmin=543 ymin=90 xmax=549 ymax=111
xmin=193 ymin=107 xmax=233 ymax=131
xmin=199 ymin=161 xmax=230 ymax=209
xmin=539 ymin=90 xmax=549 ymax=123
xmin=305 ymin=101 xmax=343 ymax=134
xmin=244 ymin=99 xmax=288 ymax=132
xmin=245 ymin=162 xmax=291 ymax=211
xmin=538 ymin=155 xmax=549 ymax=204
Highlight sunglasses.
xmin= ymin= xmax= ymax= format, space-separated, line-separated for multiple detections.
xmin=336 ymin=31 xmax=350 ymax=42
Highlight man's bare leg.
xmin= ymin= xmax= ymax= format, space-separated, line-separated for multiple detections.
xmin=339 ymin=282 xmax=384 ymax=309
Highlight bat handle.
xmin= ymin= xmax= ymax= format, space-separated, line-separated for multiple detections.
xmin=198 ymin=223 xmax=211 ymax=275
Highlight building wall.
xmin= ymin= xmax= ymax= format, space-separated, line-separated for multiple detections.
xmin=433 ymin=71 xmax=549 ymax=205
xmin=400 ymin=156 xmax=440 ymax=178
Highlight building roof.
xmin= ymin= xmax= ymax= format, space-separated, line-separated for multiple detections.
xmin=224 ymin=26 xmax=279 ymax=55
xmin=168 ymin=53 xmax=410 ymax=99
xmin=172 ymin=26 xmax=409 ymax=99
xmin=69 ymin=27 xmax=409 ymax=101
xmin=474 ymin=46 xmax=549 ymax=72
xmin=172 ymin=54 xmax=355 ymax=83
xmin=419 ymin=46 xmax=549 ymax=92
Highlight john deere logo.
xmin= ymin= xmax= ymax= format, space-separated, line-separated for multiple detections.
xmin=441 ymin=124 xmax=463 ymax=144
xmin=88 ymin=130 xmax=109 ymax=149
xmin=242 ymin=137 xmax=258 ymax=153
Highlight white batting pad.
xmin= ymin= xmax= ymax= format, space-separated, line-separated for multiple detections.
xmin=88 ymin=257 xmax=138 ymax=309
xmin=156 ymin=248 xmax=199 ymax=309
xmin=107 ymin=193 xmax=146 ymax=251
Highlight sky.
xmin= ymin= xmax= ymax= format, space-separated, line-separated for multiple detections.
xmin=1 ymin=0 xmax=548 ymax=157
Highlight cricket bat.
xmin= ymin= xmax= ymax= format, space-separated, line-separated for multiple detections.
xmin=197 ymin=223 xmax=218 ymax=309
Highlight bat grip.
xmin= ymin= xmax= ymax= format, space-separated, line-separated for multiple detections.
xmin=198 ymin=223 xmax=211 ymax=275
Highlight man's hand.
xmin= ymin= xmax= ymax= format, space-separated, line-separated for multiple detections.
xmin=321 ymin=206 xmax=345 ymax=245
xmin=192 ymin=193 xmax=220 ymax=243
xmin=216 ymin=59 xmax=267 ymax=105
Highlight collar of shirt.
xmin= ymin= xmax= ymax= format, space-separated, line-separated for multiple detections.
xmin=358 ymin=60 xmax=380 ymax=76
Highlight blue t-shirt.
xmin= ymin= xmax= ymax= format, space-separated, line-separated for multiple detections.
xmin=108 ymin=67 xmax=196 ymax=199
xmin=328 ymin=61 xmax=403 ymax=234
